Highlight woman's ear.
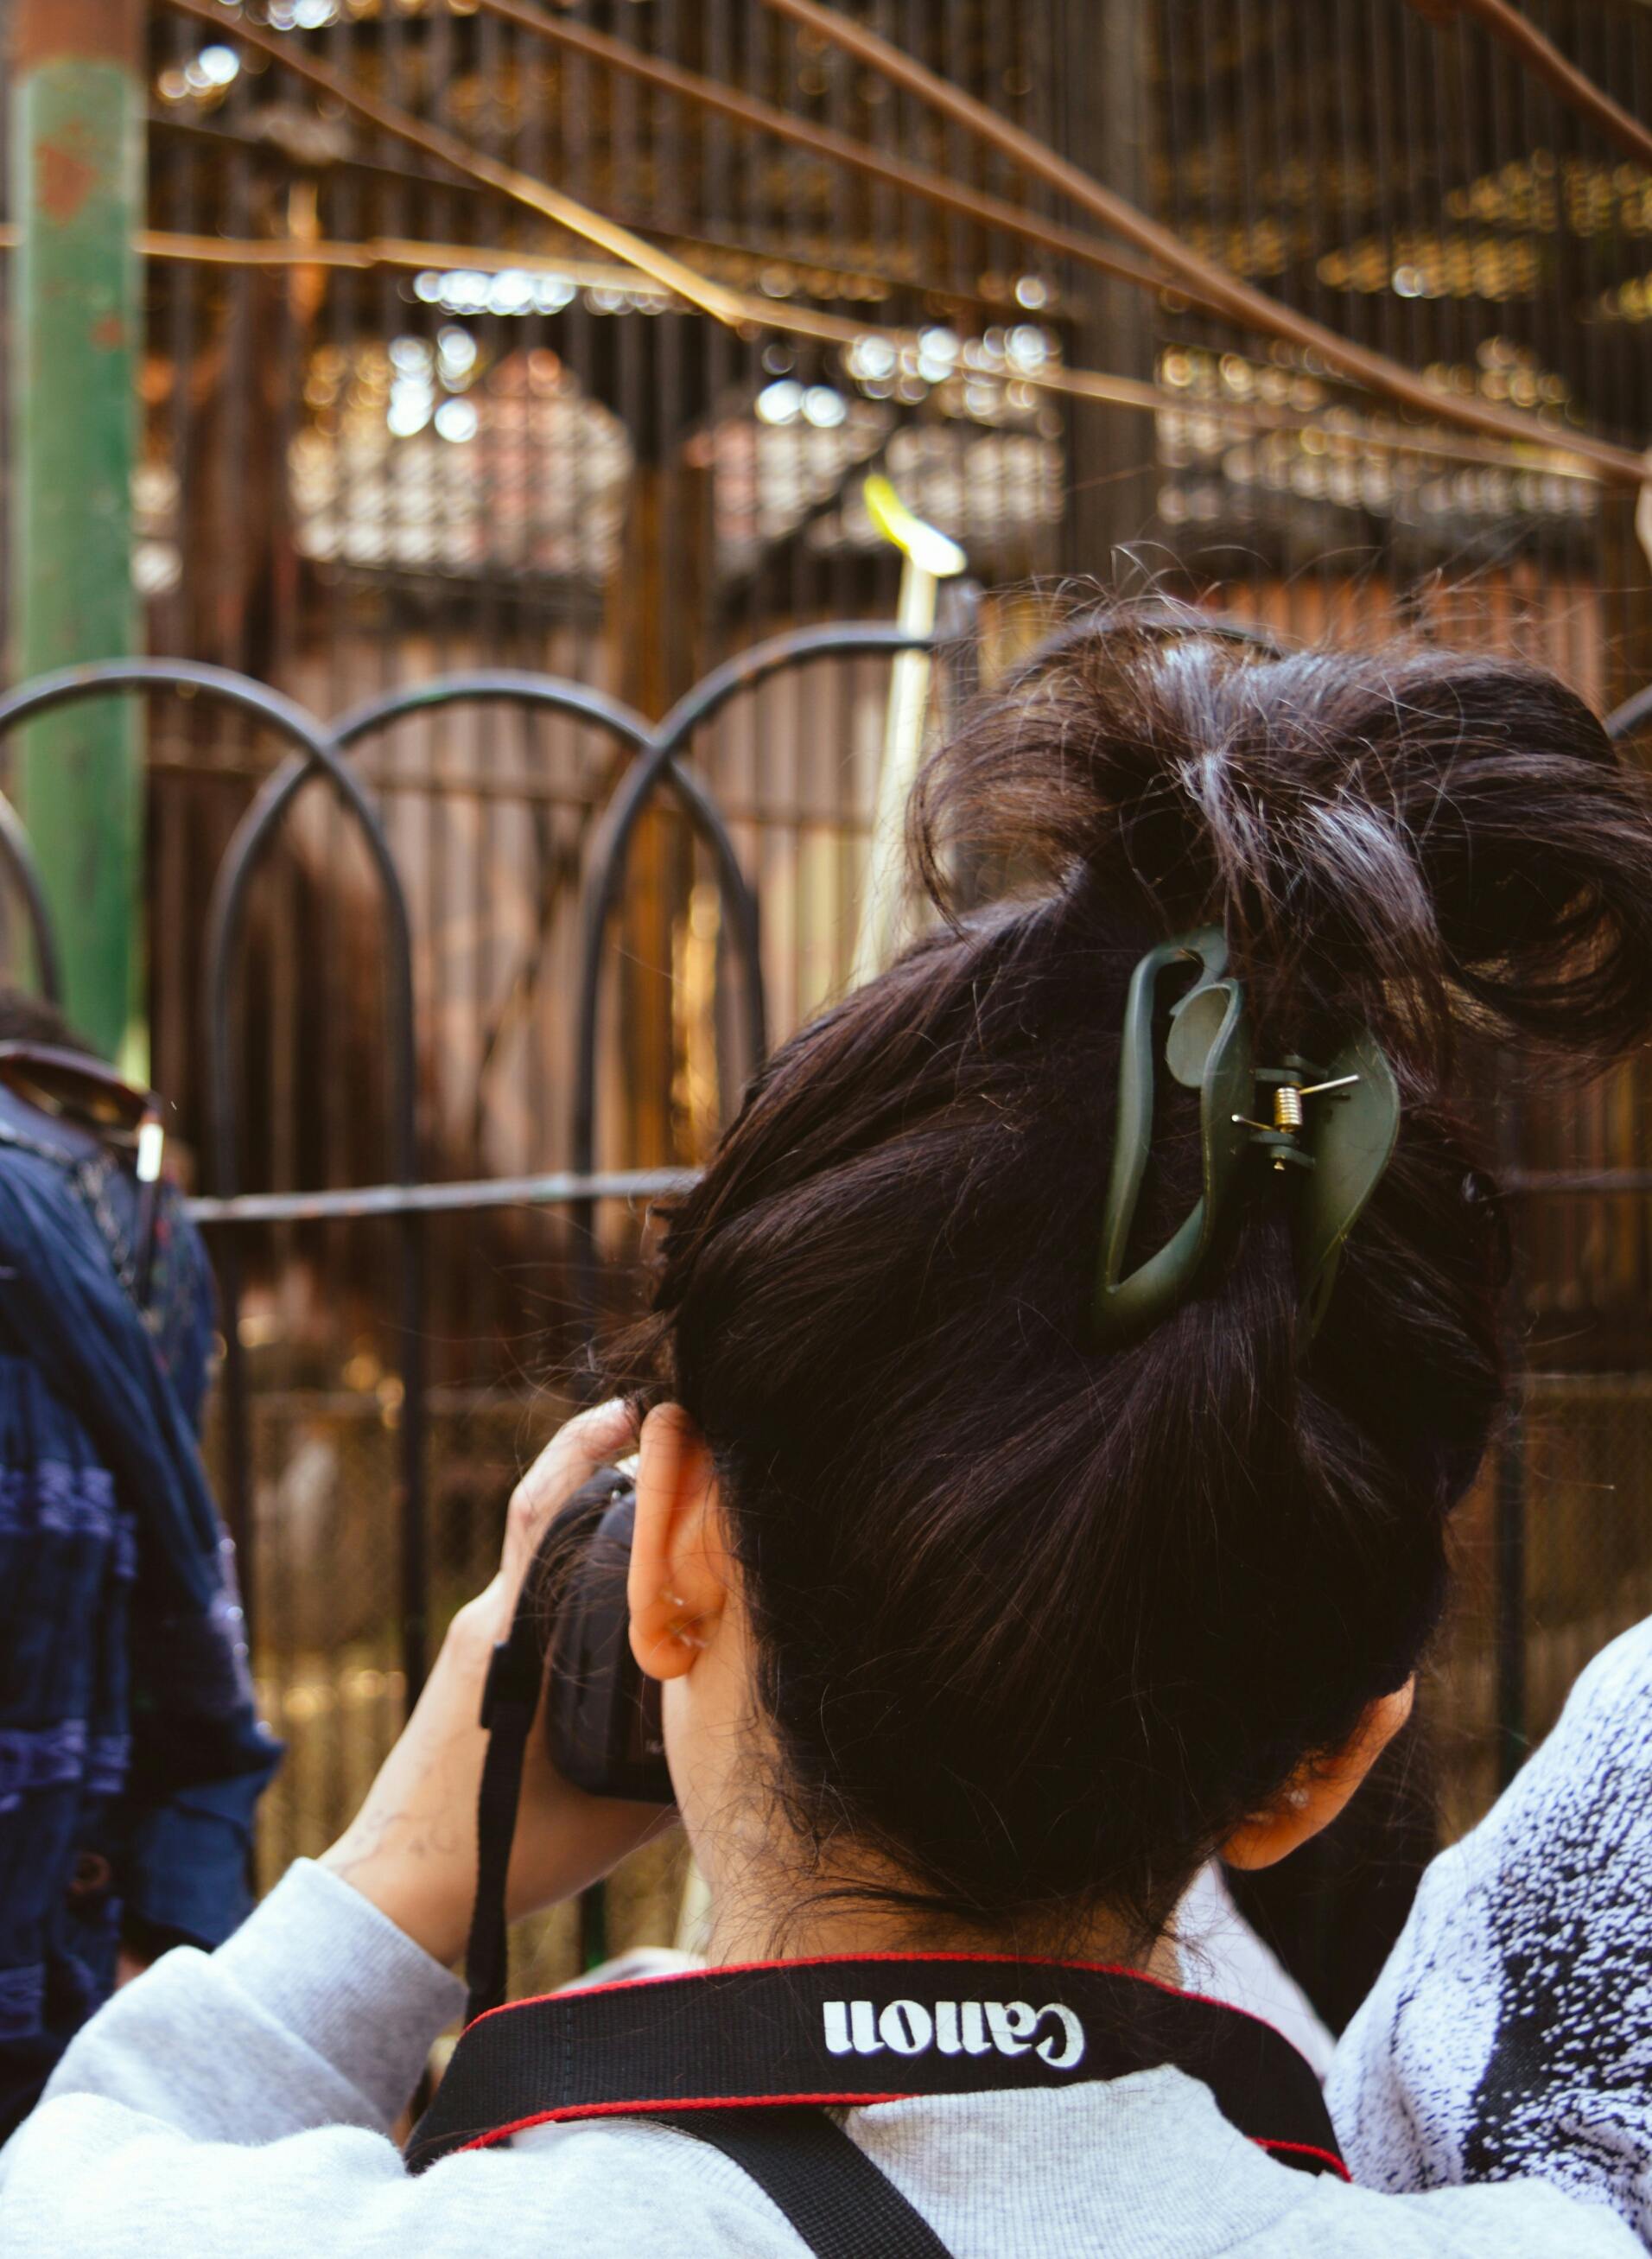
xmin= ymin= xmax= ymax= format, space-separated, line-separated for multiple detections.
xmin=628 ymin=1402 xmax=728 ymax=1683
xmin=1222 ymin=1679 xmax=1415 ymax=1871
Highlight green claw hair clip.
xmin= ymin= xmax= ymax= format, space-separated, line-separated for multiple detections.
xmin=1092 ymin=927 xmax=1400 ymax=1349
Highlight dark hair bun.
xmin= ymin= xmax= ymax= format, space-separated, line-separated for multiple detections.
xmin=606 ymin=603 xmax=1652 ymax=1946
xmin=915 ymin=601 xmax=1652 ymax=1074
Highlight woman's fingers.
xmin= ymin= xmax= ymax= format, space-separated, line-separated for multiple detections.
xmin=321 ymin=1396 xmax=649 ymax=1964
xmin=499 ymin=1397 xmax=637 ymax=1598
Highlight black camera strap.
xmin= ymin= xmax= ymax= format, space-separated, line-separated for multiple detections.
xmin=453 ymin=1522 xmax=1345 ymax=2254
xmin=409 ymin=1950 xmax=1348 ymax=2254
xmin=466 ymin=1603 xmax=545 ymax=2025
xmin=453 ymin=1477 xmax=1344 ymax=2249
xmin=653 ymin=2103 xmax=956 ymax=2259
xmin=466 ymin=1466 xmax=642 ymax=2026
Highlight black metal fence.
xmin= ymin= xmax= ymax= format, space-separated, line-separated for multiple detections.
xmin=0 ymin=617 xmax=965 ymax=1668
xmin=0 ymin=623 xmax=1649 ymax=1999
xmin=0 ymin=0 xmax=1646 ymax=2015
xmin=0 ymin=619 xmax=984 ymax=1931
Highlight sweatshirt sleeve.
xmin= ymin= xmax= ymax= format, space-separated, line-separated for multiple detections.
xmin=0 ymin=1859 xmax=470 ymax=2256
xmin=1329 ymin=1617 xmax=1652 ymax=2238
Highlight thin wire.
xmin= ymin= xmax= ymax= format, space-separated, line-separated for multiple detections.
xmin=1422 ymin=0 xmax=1652 ymax=173
xmin=755 ymin=0 xmax=1645 ymax=484
xmin=102 ymin=239 xmax=1600 ymax=495
xmin=156 ymin=0 xmax=1638 ymax=488
xmin=468 ymin=0 xmax=1218 ymax=317
xmin=164 ymin=0 xmax=747 ymax=327
xmin=118 ymin=218 xmax=1612 ymax=480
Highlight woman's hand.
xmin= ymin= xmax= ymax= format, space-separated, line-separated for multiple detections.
xmin=320 ymin=1400 xmax=674 ymax=1967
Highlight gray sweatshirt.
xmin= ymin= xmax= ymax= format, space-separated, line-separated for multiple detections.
xmin=8 ymin=1621 xmax=1652 ymax=2256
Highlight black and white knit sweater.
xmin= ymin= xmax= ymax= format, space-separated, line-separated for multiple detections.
xmin=1331 ymin=1616 xmax=1652 ymax=2239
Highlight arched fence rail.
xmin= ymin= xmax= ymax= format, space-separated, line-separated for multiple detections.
xmin=0 ymin=623 xmax=954 ymax=1702
xmin=0 ymin=635 xmax=1643 ymax=1758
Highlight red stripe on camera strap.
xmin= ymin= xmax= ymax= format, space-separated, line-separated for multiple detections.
xmin=407 ymin=1950 xmax=1347 ymax=2188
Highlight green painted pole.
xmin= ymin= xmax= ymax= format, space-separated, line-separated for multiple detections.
xmin=10 ymin=0 xmax=145 ymax=1067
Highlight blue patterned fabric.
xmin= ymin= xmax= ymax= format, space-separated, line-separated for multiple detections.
xmin=0 ymin=1087 xmax=280 ymax=2140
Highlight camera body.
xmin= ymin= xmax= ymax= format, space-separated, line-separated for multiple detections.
xmin=543 ymin=1466 xmax=675 ymax=1805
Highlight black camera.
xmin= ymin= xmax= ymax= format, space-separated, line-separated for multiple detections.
xmin=540 ymin=1465 xmax=675 ymax=1806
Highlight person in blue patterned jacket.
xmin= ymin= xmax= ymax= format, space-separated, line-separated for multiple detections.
xmin=0 ymin=993 xmax=280 ymax=2139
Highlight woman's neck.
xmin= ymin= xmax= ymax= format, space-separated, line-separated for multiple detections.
xmin=696 ymin=1844 xmax=1181 ymax=1985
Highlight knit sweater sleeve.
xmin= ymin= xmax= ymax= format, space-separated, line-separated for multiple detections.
xmin=0 ymin=1861 xmax=473 ymax=2256
xmin=0 ymin=1858 xmax=801 ymax=2259
xmin=1329 ymin=1616 xmax=1652 ymax=2239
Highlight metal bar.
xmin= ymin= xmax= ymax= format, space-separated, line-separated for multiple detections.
xmin=162 ymin=0 xmax=746 ymax=327
xmin=64 ymin=224 xmax=1585 ymax=480
xmin=0 ymin=193 xmax=1560 ymax=485
xmin=146 ymin=752 xmax=870 ymax=834
xmin=755 ymin=0 xmax=1647 ymax=486
xmin=1491 ymin=1037 xmax=1529 ymax=1792
xmin=122 ymin=229 xmax=740 ymax=291
xmin=159 ymin=0 xmax=1633 ymax=487
xmin=0 ymin=786 xmax=60 ymax=1002
xmin=570 ymin=622 xmax=947 ymax=1328
xmin=470 ymin=0 xmax=1211 ymax=315
xmin=334 ymin=671 xmax=767 ymax=1086
xmin=1503 ymin=1171 xmax=1652 ymax=1194
xmin=1495 ymin=1402 xmax=1528 ymax=1787
xmin=198 ymin=687 xmax=428 ymax=1698
xmin=1414 ymin=0 xmax=1652 ymax=174
xmin=400 ymin=1161 xmax=428 ymax=1709
xmin=0 ymin=659 xmax=424 ymax=1696
xmin=9 ymin=0 xmax=144 ymax=1060
xmin=332 ymin=670 xmax=654 ymax=755
xmin=1605 ymin=683 xmax=1652 ymax=743
xmin=0 ymin=658 xmax=354 ymax=796
xmin=186 ymin=1168 xmax=700 ymax=1227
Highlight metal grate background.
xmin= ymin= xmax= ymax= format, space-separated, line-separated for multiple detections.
xmin=0 ymin=0 xmax=1649 ymax=2009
